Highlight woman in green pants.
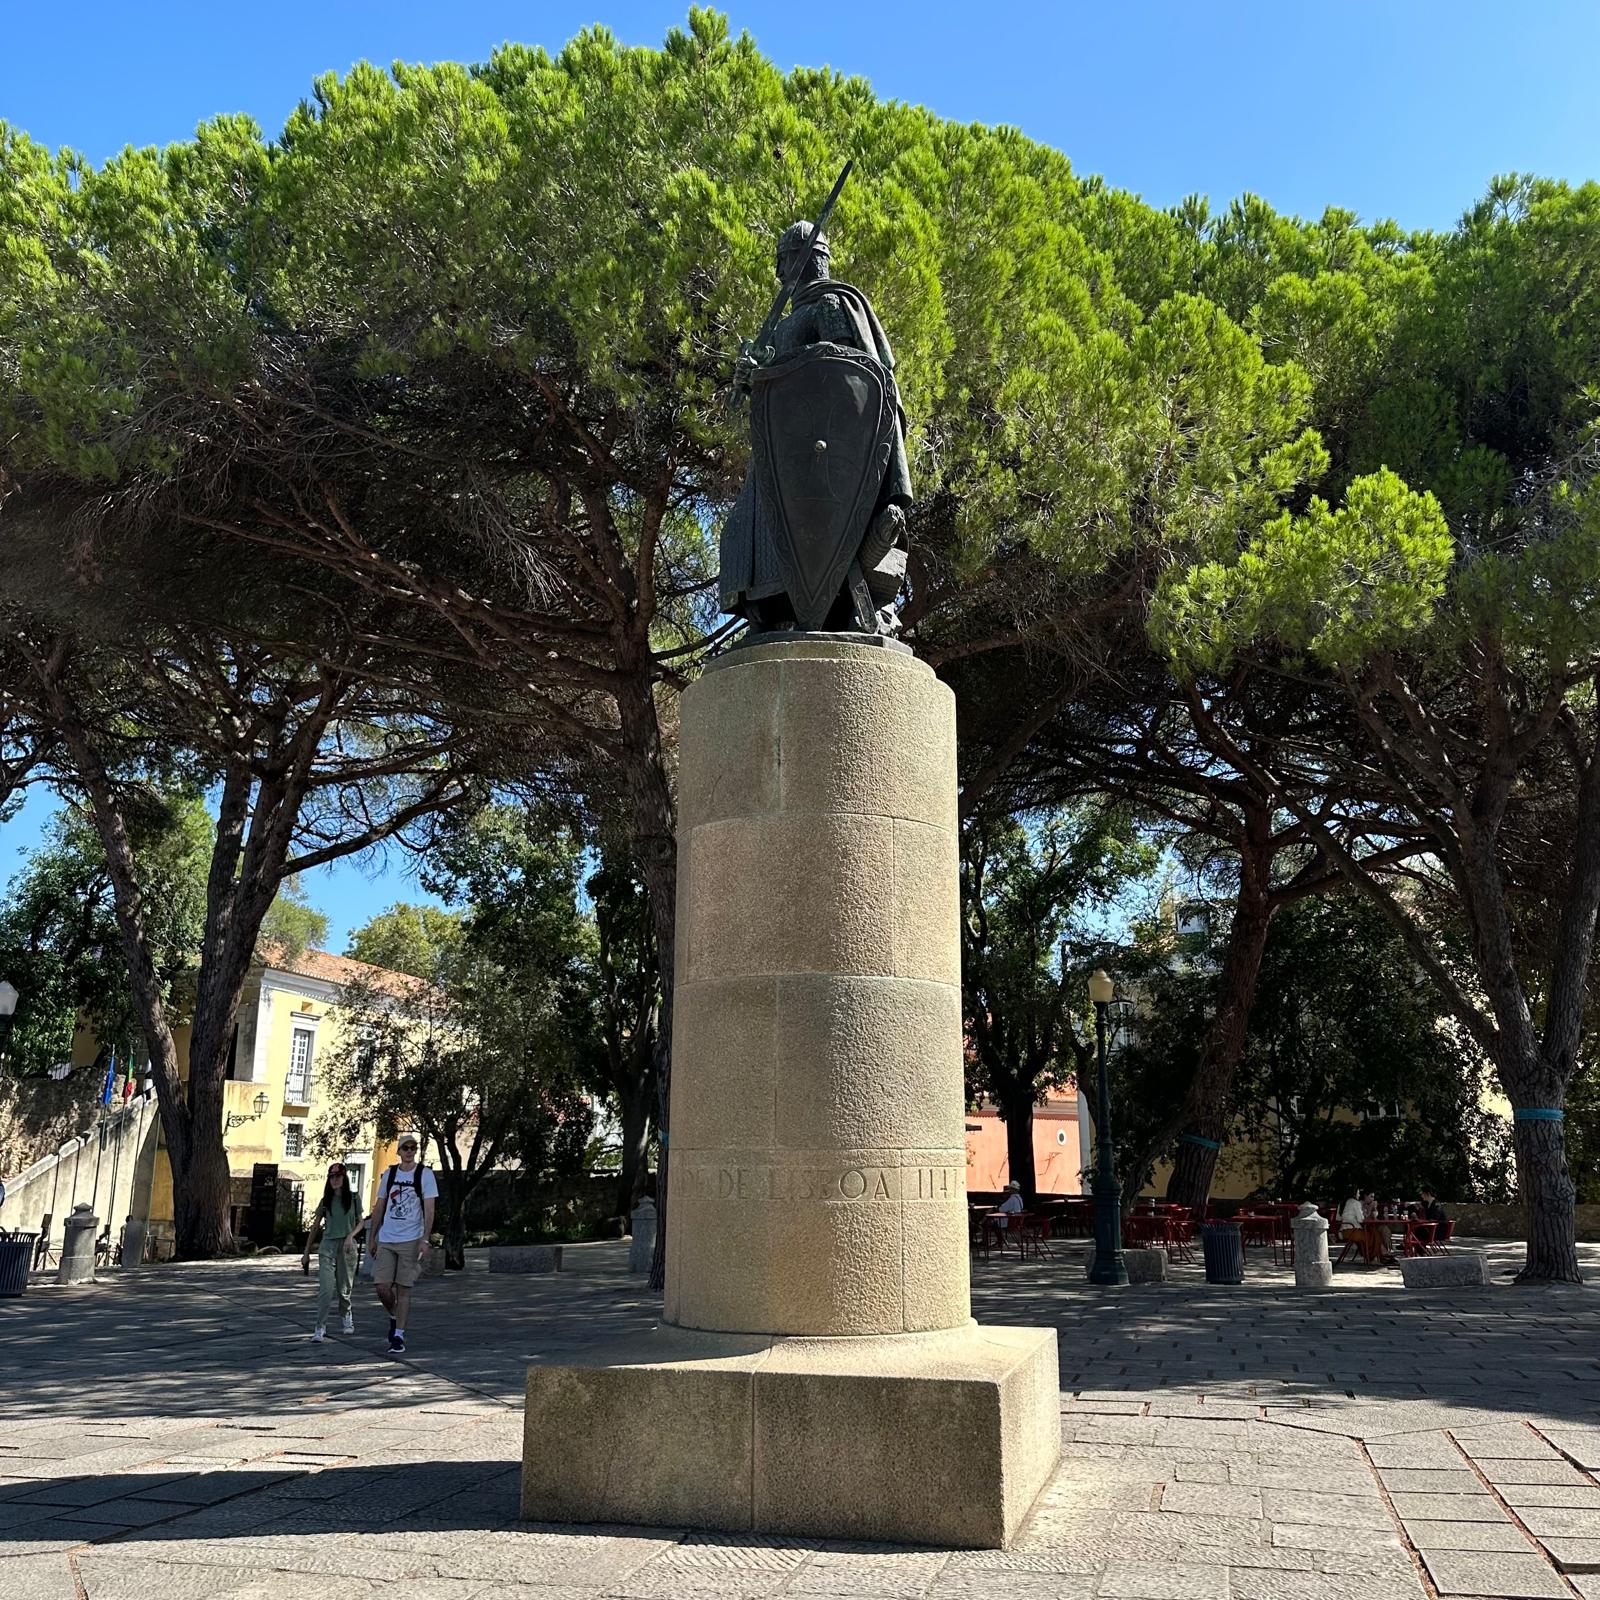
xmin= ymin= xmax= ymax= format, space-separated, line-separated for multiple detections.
xmin=300 ymin=1163 xmax=364 ymax=1342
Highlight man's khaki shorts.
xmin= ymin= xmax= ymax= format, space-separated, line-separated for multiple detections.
xmin=372 ymin=1238 xmax=422 ymax=1287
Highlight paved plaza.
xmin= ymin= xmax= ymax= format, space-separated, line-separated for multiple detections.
xmin=2 ymin=1239 xmax=1598 ymax=1600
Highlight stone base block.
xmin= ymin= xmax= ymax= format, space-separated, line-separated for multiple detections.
xmin=1122 ymin=1247 xmax=1167 ymax=1284
xmin=490 ymin=1245 xmax=563 ymax=1274
xmin=522 ymin=1322 xmax=1059 ymax=1548
xmin=1399 ymin=1250 xmax=1490 ymax=1289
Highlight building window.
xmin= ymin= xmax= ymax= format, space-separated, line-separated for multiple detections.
xmin=284 ymin=1122 xmax=304 ymax=1159
xmin=286 ymin=1027 xmax=315 ymax=1103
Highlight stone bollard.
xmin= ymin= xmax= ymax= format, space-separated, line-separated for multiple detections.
xmin=1292 ymin=1202 xmax=1333 ymax=1288
xmin=57 ymin=1203 xmax=99 ymax=1285
xmin=120 ymin=1215 xmax=147 ymax=1269
xmin=628 ymin=1197 xmax=657 ymax=1275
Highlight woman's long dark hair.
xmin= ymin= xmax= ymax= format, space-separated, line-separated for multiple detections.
xmin=321 ymin=1170 xmax=355 ymax=1216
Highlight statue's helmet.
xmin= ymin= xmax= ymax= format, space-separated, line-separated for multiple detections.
xmin=776 ymin=218 xmax=830 ymax=276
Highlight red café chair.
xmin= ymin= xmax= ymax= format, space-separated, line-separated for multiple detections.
xmin=1405 ymin=1220 xmax=1436 ymax=1256
xmin=1430 ymin=1219 xmax=1455 ymax=1253
xmin=1018 ymin=1212 xmax=1053 ymax=1260
xmin=1165 ymin=1212 xmax=1196 ymax=1263
xmin=1238 ymin=1214 xmax=1274 ymax=1252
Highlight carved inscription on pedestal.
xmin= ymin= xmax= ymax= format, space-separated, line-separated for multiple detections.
xmin=674 ymin=1162 xmax=966 ymax=1204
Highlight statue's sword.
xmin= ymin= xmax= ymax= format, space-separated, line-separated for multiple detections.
xmin=731 ymin=159 xmax=853 ymax=402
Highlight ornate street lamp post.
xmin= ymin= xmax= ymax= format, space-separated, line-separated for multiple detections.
xmin=1085 ymin=968 xmax=1128 ymax=1286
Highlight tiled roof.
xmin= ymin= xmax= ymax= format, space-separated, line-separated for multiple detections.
xmin=256 ymin=943 xmax=431 ymax=999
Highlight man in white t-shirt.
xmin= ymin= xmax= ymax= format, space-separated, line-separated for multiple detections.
xmin=366 ymin=1136 xmax=438 ymax=1353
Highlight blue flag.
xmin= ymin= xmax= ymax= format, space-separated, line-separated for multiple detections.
xmin=101 ymin=1050 xmax=116 ymax=1106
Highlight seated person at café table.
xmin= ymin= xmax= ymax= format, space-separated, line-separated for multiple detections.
xmin=986 ymin=1181 xmax=1025 ymax=1244
xmin=1339 ymin=1191 xmax=1396 ymax=1264
xmin=1363 ymin=1191 xmax=1398 ymax=1263
xmin=1416 ymin=1187 xmax=1448 ymax=1224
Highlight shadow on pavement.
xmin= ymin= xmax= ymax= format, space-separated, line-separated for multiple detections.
xmin=0 ymin=1460 xmax=527 ymax=1547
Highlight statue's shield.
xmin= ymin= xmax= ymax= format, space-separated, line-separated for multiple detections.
xmin=750 ymin=345 xmax=893 ymax=631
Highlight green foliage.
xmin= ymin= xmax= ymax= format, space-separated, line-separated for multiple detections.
xmin=1153 ymin=174 xmax=1600 ymax=682
xmin=961 ymin=804 xmax=1160 ymax=1121
xmin=1152 ymin=469 xmax=1454 ymax=672
xmin=256 ymin=875 xmax=330 ymax=961
xmin=0 ymin=10 xmax=1327 ymax=620
xmin=313 ymin=807 xmax=596 ymax=1210
xmin=1109 ymin=894 xmax=1512 ymax=1203
xmin=1234 ymin=895 xmax=1511 ymax=1202
xmin=345 ymin=902 xmax=465 ymax=979
xmin=0 ymin=795 xmax=209 ymax=1077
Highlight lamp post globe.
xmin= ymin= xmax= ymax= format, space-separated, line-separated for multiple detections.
xmin=0 ymin=979 xmax=17 ymax=1065
xmin=1085 ymin=968 xmax=1128 ymax=1287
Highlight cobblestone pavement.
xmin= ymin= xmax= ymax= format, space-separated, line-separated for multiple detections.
xmin=1 ymin=1238 xmax=1596 ymax=1600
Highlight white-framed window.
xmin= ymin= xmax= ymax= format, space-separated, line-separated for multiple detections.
xmin=285 ymin=1027 xmax=315 ymax=1103
xmin=284 ymin=1121 xmax=305 ymax=1159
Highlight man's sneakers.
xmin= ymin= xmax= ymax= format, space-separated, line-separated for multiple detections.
xmin=341 ymin=1313 xmax=355 ymax=1335
xmin=312 ymin=1325 xmax=325 ymax=1343
xmin=388 ymin=1328 xmax=406 ymax=1354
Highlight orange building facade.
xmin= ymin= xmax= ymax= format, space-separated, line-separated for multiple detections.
xmin=965 ymin=1084 xmax=1089 ymax=1195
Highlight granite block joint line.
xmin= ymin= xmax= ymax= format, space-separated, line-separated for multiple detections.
xmin=1445 ymin=1426 xmax=1586 ymax=1595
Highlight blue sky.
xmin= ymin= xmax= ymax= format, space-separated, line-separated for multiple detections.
xmin=3 ymin=1 xmax=1597 ymax=947
xmin=4 ymin=2 xmax=1597 ymax=228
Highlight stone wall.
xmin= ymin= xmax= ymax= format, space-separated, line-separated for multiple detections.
xmin=1448 ymin=1202 xmax=1600 ymax=1241
xmin=0 ymin=1092 xmax=160 ymax=1254
xmin=0 ymin=1070 xmax=113 ymax=1174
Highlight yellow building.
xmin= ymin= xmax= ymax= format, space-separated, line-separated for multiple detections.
xmin=130 ymin=947 xmax=422 ymax=1240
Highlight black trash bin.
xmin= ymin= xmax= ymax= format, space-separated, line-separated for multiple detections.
xmin=1200 ymin=1221 xmax=1245 ymax=1284
xmin=0 ymin=1233 xmax=37 ymax=1297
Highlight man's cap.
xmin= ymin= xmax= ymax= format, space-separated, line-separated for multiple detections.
xmin=1005 ymin=1180 xmax=1021 ymax=1191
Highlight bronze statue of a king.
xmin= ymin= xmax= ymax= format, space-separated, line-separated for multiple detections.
xmin=719 ymin=213 xmax=912 ymax=637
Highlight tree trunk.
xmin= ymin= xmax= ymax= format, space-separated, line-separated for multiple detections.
xmin=996 ymin=1080 xmax=1039 ymax=1204
xmin=171 ymin=1123 xmax=234 ymax=1260
xmin=1499 ymin=1041 xmax=1581 ymax=1283
xmin=1166 ymin=812 xmax=1276 ymax=1211
xmin=172 ymin=946 xmax=265 ymax=1259
xmin=613 ymin=670 xmax=677 ymax=1294
xmin=438 ymin=1174 xmax=469 ymax=1271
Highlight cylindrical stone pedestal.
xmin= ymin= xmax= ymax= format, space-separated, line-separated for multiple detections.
xmin=523 ymin=637 xmax=1059 ymax=1549
xmin=666 ymin=638 xmax=968 ymax=1337
xmin=58 ymin=1203 xmax=98 ymax=1284
xmin=1292 ymin=1203 xmax=1333 ymax=1288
